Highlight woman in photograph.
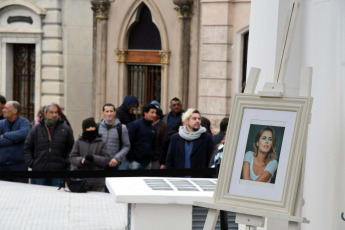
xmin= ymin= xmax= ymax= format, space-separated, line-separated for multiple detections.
xmin=242 ymin=126 xmax=278 ymax=183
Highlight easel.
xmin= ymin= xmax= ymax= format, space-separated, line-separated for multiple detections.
xmin=194 ymin=0 xmax=311 ymax=229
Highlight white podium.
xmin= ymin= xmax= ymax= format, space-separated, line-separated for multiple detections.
xmin=106 ymin=177 xmax=216 ymax=230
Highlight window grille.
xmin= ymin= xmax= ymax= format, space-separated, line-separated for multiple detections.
xmin=127 ymin=65 xmax=161 ymax=118
xmin=13 ymin=44 xmax=35 ymax=121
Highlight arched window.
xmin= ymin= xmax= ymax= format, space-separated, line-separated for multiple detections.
xmin=128 ymin=5 xmax=161 ymax=50
xmin=127 ymin=4 xmax=162 ymax=117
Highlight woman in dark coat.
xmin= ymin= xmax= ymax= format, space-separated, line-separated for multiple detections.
xmin=69 ymin=118 xmax=111 ymax=192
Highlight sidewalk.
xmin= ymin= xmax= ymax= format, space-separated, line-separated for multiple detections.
xmin=0 ymin=181 xmax=127 ymax=229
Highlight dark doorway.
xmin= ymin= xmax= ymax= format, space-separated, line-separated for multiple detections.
xmin=241 ymin=31 xmax=249 ymax=93
xmin=13 ymin=44 xmax=35 ymax=121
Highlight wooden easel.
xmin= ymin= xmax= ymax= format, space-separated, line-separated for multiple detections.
xmin=194 ymin=0 xmax=311 ymax=229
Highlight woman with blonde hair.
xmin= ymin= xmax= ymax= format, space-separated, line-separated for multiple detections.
xmin=242 ymin=126 xmax=278 ymax=183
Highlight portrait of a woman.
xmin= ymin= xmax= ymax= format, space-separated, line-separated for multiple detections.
xmin=242 ymin=126 xmax=278 ymax=183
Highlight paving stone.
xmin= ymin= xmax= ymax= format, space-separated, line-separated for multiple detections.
xmin=0 ymin=181 xmax=127 ymax=229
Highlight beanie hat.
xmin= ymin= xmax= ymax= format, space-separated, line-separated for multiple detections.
xmin=82 ymin=117 xmax=97 ymax=132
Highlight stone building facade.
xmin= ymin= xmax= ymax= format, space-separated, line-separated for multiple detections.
xmin=0 ymin=0 xmax=250 ymax=136
xmin=92 ymin=0 xmax=251 ymax=129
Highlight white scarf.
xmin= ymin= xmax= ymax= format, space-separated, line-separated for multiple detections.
xmin=178 ymin=125 xmax=206 ymax=141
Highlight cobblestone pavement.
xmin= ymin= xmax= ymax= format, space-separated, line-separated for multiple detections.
xmin=0 ymin=181 xmax=127 ymax=230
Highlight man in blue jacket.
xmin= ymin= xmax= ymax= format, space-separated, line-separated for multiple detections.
xmin=0 ymin=101 xmax=30 ymax=183
xmin=166 ymin=109 xmax=213 ymax=170
xmin=127 ymin=104 xmax=157 ymax=170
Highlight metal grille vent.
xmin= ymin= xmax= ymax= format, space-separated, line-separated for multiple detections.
xmin=143 ymin=179 xmax=173 ymax=191
xmin=143 ymin=178 xmax=217 ymax=192
xmin=190 ymin=179 xmax=216 ymax=191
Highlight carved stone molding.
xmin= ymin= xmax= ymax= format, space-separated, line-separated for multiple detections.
xmin=159 ymin=51 xmax=171 ymax=64
xmin=91 ymin=0 xmax=110 ymax=19
xmin=114 ymin=49 xmax=127 ymax=62
xmin=173 ymin=0 xmax=194 ymax=19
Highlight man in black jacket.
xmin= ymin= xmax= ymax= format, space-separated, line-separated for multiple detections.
xmin=24 ymin=104 xmax=74 ymax=186
xmin=126 ymin=104 xmax=157 ymax=170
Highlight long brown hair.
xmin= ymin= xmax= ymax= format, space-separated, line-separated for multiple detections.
xmin=253 ymin=126 xmax=277 ymax=164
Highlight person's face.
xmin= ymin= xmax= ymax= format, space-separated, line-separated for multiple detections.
xmin=186 ymin=113 xmax=201 ymax=132
xmin=170 ymin=100 xmax=182 ymax=114
xmin=86 ymin=127 xmax=96 ymax=131
xmin=129 ymin=104 xmax=138 ymax=113
xmin=45 ymin=106 xmax=59 ymax=120
xmin=3 ymin=102 xmax=15 ymax=119
xmin=256 ymin=130 xmax=273 ymax=154
xmin=144 ymin=108 xmax=157 ymax=122
xmin=103 ymin=106 xmax=116 ymax=121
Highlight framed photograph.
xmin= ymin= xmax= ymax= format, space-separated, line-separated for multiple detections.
xmin=213 ymin=94 xmax=313 ymax=215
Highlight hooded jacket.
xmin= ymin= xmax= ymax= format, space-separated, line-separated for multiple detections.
xmin=24 ymin=117 xmax=74 ymax=171
xmin=69 ymin=136 xmax=111 ymax=186
xmin=116 ymin=95 xmax=139 ymax=125
xmin=0 ymin=116 xmax=30 ymax=164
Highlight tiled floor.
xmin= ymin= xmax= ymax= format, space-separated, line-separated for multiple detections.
xmin=0 ymin=181 xmax=127 ymax=229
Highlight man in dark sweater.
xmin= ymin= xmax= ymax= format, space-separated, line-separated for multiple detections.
xmin=162 ymin=97 xmax=184 ymax=131
xmin=126 ymin=104 xmax=157 ymax=170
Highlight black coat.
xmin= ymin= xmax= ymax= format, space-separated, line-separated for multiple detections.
xmin=166 ymin=132 xmax=213 ymax=169
xmin=24 ymin=118 xmax=74 ymax=171
xmin=126 ymin=118 xmax=156 ymax=166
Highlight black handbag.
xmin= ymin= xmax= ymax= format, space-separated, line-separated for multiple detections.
xmin=59 ymin=178 xmax=89 ymax=193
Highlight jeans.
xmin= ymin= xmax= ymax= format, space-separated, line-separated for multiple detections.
xmin=0 ymin=162 xmax=28 ymax=183
xmin=117 ymin=158 xmax=129 ymax=170
xmin=31 ymin=178 xmax=62 ymax=187
xmin=128 ymin=161 xmax=151 ymax=170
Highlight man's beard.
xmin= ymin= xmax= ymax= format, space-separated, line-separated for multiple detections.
xmin=192 ymin=127 xmax=199 ymax=132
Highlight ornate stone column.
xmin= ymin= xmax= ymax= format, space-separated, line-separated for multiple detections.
xmin=173 ymin=0 xmax=193 ymax=108
xmin=91 ymin=0 xmax=110 ymax=121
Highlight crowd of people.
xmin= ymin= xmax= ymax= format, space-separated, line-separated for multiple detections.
xmin=0 ymin=94 xmax=232 ymax=192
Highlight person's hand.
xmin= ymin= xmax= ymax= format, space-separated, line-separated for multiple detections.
xmin=160 ymin=164 xmax=166 ymax=169
xmin=109 ymin=158 xmax=119 ymax=167
xmin=85 ymin=155 xmax=94 ymax=162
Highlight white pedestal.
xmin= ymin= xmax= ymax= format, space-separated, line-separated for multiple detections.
xmin=106 ymin=177 xmax=216 ymax=230
xmin=130 ymin=203 xmax=192 ymax=230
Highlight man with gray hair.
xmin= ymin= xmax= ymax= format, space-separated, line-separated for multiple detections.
xmin=0 ymin=101 xmax=30 ymax=183
xmin=166 ymin=108 xmax=213 ymax=171
xmin=24 ymin=103 xmax=74 ymax=187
